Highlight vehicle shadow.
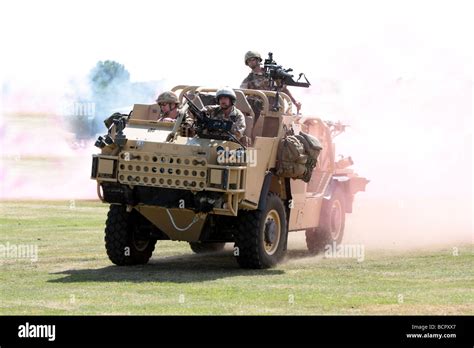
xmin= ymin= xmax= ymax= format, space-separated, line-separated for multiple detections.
xmin=48 ymin=251 xmax=288 ymax=284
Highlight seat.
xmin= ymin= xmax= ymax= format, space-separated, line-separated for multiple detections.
xmin=234 ymin=90 xmax=255 ymax=139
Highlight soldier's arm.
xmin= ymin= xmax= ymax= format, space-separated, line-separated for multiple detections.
xmin=240 ymin=74 xmax=251 ymax=89
xmin=178 ymin=110 xmax=197 ymax=137
xmin=281 ymin=85 xmax=296 ymax=104
xmin=281 ymin=85 xmax=302 ymax=112
xmin=233 ymin=111 xmax=246 ymax=139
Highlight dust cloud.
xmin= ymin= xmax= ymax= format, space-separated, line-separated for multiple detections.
xmin=288 ymin=74 xmax=472 ymax=251
xmin=0 ymin=84 xmax=101 ymax=200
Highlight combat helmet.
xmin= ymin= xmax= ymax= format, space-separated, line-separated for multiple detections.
xmin=244 ymin=51 xmax=262 ymax=65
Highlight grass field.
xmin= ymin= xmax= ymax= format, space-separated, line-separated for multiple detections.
xmin=0 ymin=200 xmax=472 ymax=315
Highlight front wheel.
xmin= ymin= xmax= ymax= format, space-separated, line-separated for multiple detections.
xmin=234 ymin=193 xmax=288 ymax=269
xmin=306 ymin=186 xmax=346 ymax=254
xmin=104 ymin=205 xmax=156 ymax=265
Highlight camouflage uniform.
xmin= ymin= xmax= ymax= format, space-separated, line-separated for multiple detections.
xmin=241 ymin=71 xmax=296 ymax=115
xmin=203 ymin=105 xmax=246 ymax=138
xmin=172 ymin=109 xmax=196 ymax=137
xmin=241 ymin=71 xmax=294 ymax=95
xmin=240 ymin=71 xmax=272 ymax=90
xmin=177 ymin=108 xmax=197 ymax=126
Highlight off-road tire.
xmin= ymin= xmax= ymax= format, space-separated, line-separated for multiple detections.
xmin=234 ymin=192 xmax=288 ymax=269
xmin=189 ymin=242 xmax=226 ymax=254
xmin=104 ymin=205 xmax=156 ymax=265
xmin=306 ymin=186 xmax=346 ymax=254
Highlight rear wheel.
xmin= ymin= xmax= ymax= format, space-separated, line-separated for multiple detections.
xmin=104 ymin=205 xmax=156 ymax=265
xmin=234 ymin=193 xmax=288 ymax=269
xmin=306 ymin=186 xmax=346 ymax=254
xmin=189 ymin=242 xmax=226 ymax=254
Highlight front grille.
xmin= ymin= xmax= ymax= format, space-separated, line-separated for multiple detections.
xmin=117 ymin=151 xmax=207 ymax=190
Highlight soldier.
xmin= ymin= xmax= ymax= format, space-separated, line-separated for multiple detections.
xmin=240 ymin=50 xmax=302 ymax=113
xmin=202 ymin=87 xmax=246 ymax=139
xmin=156 ymin=91 xmax=182 ymax=122
xmin=156 ymin=91 xmax=198 ymax=139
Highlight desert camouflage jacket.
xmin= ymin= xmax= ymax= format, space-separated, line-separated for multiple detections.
xmin=240 ymin=71 xmax=271 ymax=90
xmin=203 ymin=105 xmax=246 ymax=137
xmin=241 ymin=70 xmax=293 ymax=100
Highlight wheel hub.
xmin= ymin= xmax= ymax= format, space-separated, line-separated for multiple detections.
xmin=263 ymin=209 xmax=281 ymax=255
xmin=264 ymin=219 xmax=277 ymax=244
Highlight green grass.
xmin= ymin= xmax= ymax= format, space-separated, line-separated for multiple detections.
xmin=0 ymin=200 xmax=472 ymax=315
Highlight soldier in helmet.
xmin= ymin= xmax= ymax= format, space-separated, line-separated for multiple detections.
xmin=201 ymin=87 xmax=246 ymax=139
xmin=156 ymin=91 xmax=196 ymax=138
xmin=240 ymin=50 xmax=302 ymax=113
xmin=156 ymin=91 xmax=182 ymax=122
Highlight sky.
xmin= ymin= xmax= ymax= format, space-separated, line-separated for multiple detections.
xmin=0 ymin=0 xmax=471 ymax=87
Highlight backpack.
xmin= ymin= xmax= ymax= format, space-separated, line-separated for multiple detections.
xmin=295 ymin=131 xmax=322 ymax=182
xmin=276 ymin=135 xmax=308 ymax=179
xmin=276 ymin=131 xmax=323 ymax=182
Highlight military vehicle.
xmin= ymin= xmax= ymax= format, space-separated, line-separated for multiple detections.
xmin=90 ymin=54 xmax=368 ymax=269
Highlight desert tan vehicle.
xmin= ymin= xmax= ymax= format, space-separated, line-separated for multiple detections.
xmin=91 ymin=85 xmax=368 ymax=269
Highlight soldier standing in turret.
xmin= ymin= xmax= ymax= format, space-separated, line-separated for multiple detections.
xmin=240 ymin=51 xmax=302 ymax=113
